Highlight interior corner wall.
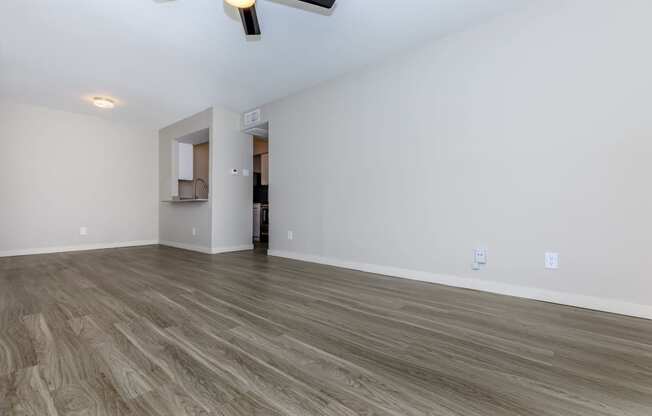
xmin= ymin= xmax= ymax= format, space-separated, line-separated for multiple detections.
xmin=158 ymin=108 xmax=213 ymax=251
xmin=261 ymin=0 xmax=652 ymax=318
xmin=0 ymin=101 xmax=158 ymax=255
xmin=211 ymin=107 xmax=253 ymax=252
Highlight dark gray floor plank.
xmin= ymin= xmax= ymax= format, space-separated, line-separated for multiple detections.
xmin=1 ymin=245 xmax=651 ymax=415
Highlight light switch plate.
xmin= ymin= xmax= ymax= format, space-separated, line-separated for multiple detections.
xmin=242 ymin=169 xmax=250 ymax=177
xmin=287 ymin=231 xmax=294 ymax=241
xmin=79 ymin=227 xmax=88 ymax=236
xmin=545 ymin=252 xmax=560 ymax=269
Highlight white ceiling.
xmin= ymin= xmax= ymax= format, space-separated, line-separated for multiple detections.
xmin=0 ymin=0 xmax=532 ymax=128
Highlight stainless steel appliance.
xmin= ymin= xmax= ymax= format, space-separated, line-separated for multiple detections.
xmin=253 ymin=203 xmax=261 ymax=242
xmin=260 ymin=204 xmax=269 ymax=243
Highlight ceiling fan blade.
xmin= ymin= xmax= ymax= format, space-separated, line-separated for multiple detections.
xmin=239 ymin=5 xmax=261 ymax=35
xmin=295 ymin=0 xmax=336 ymax=8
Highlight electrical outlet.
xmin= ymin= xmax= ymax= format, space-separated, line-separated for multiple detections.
xmin=79 ymin=227 xmax=88 ymax=236
xmin=192 ymin=227 xmax=197 ymax=236
xmin=545 ymin=252 xmax=559 ymax=269
xmin=287 ymin=231 xmax=293 ymax=241
xmin=474 ymin=248 xmax=488 ymax=265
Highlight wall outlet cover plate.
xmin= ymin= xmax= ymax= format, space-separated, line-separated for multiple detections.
xmin=545 ymin=252 xmax=560 ymax=269
xmin=474 ymin=248 xmax=488 ymax=265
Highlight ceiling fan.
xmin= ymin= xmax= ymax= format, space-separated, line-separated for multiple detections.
xmin=225 ymin=0 xmax=336 ymax=35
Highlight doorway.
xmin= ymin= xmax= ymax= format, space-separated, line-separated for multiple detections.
xmin=252 ymin=134 xmax=268 ymax=252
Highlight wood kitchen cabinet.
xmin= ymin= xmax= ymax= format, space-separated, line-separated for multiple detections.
xmin=261 ymin=153 xmax=269 ymax=185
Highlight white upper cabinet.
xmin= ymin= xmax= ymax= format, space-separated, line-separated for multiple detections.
xmin=178 ymin=142 xmax=194 ymax=180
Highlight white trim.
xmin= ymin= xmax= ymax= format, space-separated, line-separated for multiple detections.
xmin=0 ymin=240 xmax=158 ymax=258
xmin=210 ymin=244 xmax=254 ymax=254
xmin=158 ymin=241 xmax=254 ymax=255
xmin=268 ymin=250 xmax=652 ymax=320
xmin=158 ymin=240 xmax=212 ymax=254
xmin=0 ymin=240 xmax=255 ymax=258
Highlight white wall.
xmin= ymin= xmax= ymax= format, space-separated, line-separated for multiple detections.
xmin=0 ymin=101 xmax=158 ymax=255
xmin=261 ymin=0 xmax=652 ymax=318
xmin=159 ymin=108 xmax=213 ymax=251
xmin=211 ymin=107 xmax=253 ymax=252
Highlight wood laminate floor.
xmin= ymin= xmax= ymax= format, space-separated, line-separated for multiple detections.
xmin=1 ymin=246 xmax=651 ymax=415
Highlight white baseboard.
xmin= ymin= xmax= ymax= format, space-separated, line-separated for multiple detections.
xmin=0 ymin=240 xmax=158 ymax=258
xmin=1 ymin=239 xmax=254 ymax=259
xmin=211 ymin=244 xmax=254 ymax=254
xmin=158 ymin=241 xmax=254 ymax=255
xmin=268 ymin=249 xmax=652 ymax=320
xmin=158 ymin=240 xmax=212 ymax=254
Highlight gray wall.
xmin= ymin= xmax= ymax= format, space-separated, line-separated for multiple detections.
xmin=211 ymin=107 xmax=253 ymax=252
xmin=159 ymin=106 xmax=252 ymax=253
xmin=260 ymin=1 xmax=652 ymax=317
xmin=0 ymin=101 xmax=158 ymax=255
xmin=159 ymin=108 xmax=213 ymax=251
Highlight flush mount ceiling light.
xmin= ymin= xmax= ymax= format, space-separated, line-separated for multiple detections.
xmin=93 ymin=97 xmax=115 ymax=109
